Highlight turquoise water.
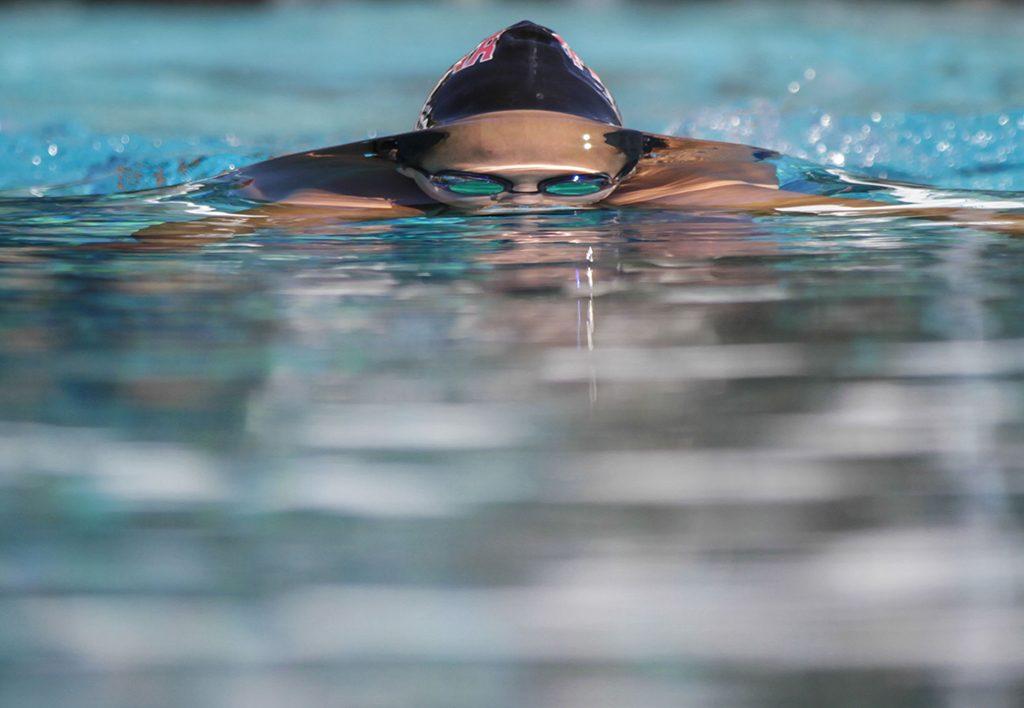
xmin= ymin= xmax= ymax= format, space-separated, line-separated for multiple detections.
xmin=3 ymin=2 xmax=1024 ymax=706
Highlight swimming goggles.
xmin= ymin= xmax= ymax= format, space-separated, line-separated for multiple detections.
xmin=408 ymin=167 xmax=613 ymax=197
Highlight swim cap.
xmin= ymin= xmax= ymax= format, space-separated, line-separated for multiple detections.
xmin=417 ymin=20 xmax=622 ymax=129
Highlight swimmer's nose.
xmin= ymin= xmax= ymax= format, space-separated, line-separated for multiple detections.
xmin=506 ymin=183 xmax=540 ymax=194
xmin=494 ymin=192 xmax=545 ymax=205
xmin=496 ymin=182 xmax=542 ymax=198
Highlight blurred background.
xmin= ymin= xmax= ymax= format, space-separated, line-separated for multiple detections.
xmin=2 ymin=1 xmax=1024 ymax=707
xmin=5 ymin=0 xmax=1024 ymax=193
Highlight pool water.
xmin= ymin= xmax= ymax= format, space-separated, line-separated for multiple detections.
xmin=3 ymin=2 xmax=1024 ymax=706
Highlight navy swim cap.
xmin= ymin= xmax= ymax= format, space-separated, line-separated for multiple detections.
xmin=417 ymin=21 xmax=622 ymax=129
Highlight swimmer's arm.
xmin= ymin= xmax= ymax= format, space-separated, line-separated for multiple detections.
xmin=608 ymin=181 xmax=1024 ymax=235
xmin=132 ymin=190 xmax=430 ymax=246
xmin=133 ymin=136 xmax=441 ymax=246
xmin=725 ymin=185 xmax=1024 ymax=234
xmin=614 ymin=133 xmax=1024 ymax=233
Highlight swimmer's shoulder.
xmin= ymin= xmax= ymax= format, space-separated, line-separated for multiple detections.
xmin=228 ymin=138 xmax=441 ymax=210
xmin=605 ymin=132 xmax=782 ymax=207
xmin=632 ymin=131 xmax=780 ymax=166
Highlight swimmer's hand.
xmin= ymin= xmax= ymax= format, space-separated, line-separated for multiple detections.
xmin=132 ymin=192 xmax=429 ymax=246
xmin=612 ymin=168 xmax=1024 ymax=235
xmin=133 ymin=213 xmax=261 ymax=245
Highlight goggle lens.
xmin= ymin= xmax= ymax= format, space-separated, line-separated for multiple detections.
xmin=432 ymin=173 xmax=507 ymax=196
xmin=540 ymin=174 xmax=610 ymax=196
xmin=425 ymin=171 xmax=612 ymax=198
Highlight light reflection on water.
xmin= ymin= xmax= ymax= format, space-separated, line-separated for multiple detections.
xmin=2 ymin=198 xmax=1024 ymax=705
xmin=5 ymin=0 xmax=1024 ymax=700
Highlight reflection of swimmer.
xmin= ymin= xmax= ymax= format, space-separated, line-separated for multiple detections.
xmin=137 ymin=20 xmax=1024 ymax=243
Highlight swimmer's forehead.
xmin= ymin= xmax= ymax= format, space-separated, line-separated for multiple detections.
xmin=418 ymin=110 xmax=629 ymax=174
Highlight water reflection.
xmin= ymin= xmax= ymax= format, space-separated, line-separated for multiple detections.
xmin=2 ymin=199 xmax=1024 ymax=706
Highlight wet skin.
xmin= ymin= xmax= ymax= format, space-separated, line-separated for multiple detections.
xmin=134 ymin=110 xmax=1024 ymax=246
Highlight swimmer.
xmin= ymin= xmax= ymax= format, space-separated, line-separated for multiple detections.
xmin=137 ymin=20 xmax=1024 ymax=243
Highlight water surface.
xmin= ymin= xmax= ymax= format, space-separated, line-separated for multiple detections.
xmin=2 ymin=2 xmax=1024 ymax=706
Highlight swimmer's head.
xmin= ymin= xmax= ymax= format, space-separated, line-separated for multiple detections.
xmin=417 ymin=20 xmax=621 ymax=130
xmin=380 ymin=22 xmax=644 ymax=212
xmin=385 ymin=110 xmax=646 ymax=212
